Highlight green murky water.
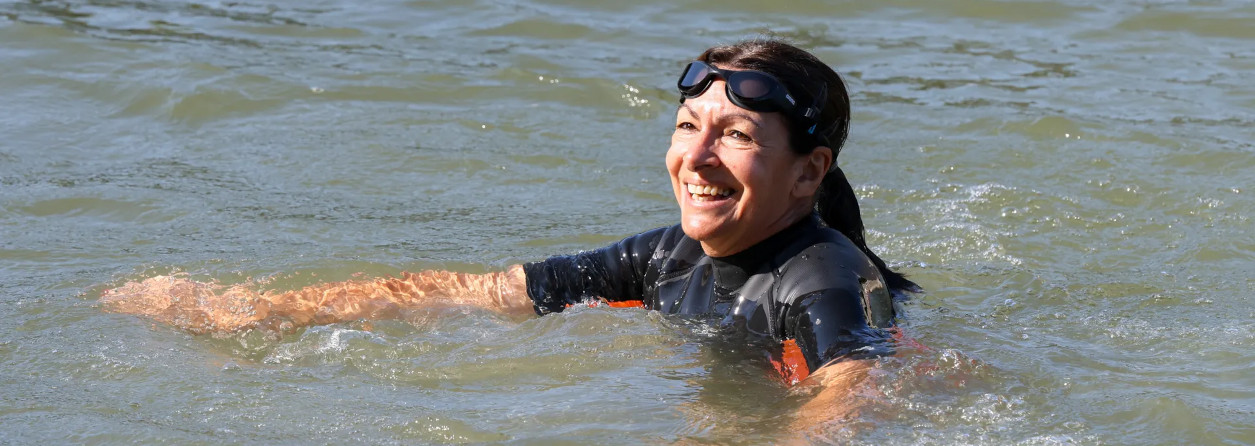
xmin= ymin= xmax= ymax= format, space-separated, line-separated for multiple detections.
xmin=2 ymin=0 xmax=1253 ymax=444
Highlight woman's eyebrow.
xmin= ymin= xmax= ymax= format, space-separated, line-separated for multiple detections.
xmin=678 ymin=103 xmax=699 ymax=120
xmin=677 ymin=103 xmax=763 ymax=129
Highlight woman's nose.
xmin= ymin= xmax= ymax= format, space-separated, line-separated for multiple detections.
xmin=682 ymin=131 xmax=721 ymax=171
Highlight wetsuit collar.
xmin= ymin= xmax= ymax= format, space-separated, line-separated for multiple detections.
xmin=708 ymin=214 xmax=823 ymax=290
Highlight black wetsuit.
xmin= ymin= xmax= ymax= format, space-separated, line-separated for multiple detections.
xmin=523 ymin=214 xmax=896 ymax=372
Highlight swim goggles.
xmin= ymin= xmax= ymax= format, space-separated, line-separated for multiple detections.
xmin=677 ymin=60 xmax=827 ymax=139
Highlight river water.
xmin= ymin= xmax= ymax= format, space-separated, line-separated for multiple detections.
xmin=2 ymin=0 xmax=1253 ymax=444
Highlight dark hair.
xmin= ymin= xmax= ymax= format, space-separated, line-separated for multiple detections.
xmin=695 ymin=39 xmax=920 ymax=294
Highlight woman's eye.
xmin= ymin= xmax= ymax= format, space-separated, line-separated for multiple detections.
xmin=727 ymin=130 xmax=751 ymax=141
xmin=676 ymin=122 xmax=697 ymax=131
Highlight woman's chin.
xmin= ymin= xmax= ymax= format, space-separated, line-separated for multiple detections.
xmin=680 ymin=215 xmax=732 ymax=244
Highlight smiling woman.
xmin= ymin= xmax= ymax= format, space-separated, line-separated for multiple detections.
xmin=102 ymin=38 xmax=919 ymax=425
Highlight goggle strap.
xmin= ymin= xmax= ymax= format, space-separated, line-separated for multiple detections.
xmin=808 ymin=83 xmax=828 ymax=120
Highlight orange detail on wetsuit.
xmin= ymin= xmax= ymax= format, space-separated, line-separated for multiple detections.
xmin=565 ymin=299 xmax=646 ymax=309
xmin=772 ymin=338 xmax=810 ymax=385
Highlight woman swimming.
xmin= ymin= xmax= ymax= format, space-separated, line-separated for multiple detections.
xmin=104 ymin=39 xmax=918 ymax=392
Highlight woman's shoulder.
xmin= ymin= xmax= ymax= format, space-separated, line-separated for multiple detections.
xmin=599 ymin=224 xmax=697 ymax=269
xmin=776 ymin=226 xmax=884 ymax=294
xmin=775 ymin=228 xmax=896 ymax=326
xmin=618 ymin=223 xmax=687 ymax=252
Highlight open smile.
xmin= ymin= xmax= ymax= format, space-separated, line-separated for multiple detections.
xmin=685 ymin=183 xmax=736 ymax=202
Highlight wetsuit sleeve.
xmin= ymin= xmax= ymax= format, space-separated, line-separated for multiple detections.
xmin=522 ymin=227 xmax=667 ymax=315
xmin=784 ymin=288 xmax=894 ymax=372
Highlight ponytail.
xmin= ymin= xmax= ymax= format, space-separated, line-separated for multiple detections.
xmin=816 ymin=166 xmax=920 ymax=295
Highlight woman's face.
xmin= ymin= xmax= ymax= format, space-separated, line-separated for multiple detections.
xmin=667 ymin=78 xmax=830 ymax=256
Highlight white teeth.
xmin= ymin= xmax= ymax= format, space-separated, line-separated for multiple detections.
xmin=686 ymin=183 xmax=733 ymax=200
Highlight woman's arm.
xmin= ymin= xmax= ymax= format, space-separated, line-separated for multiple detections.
xmin=785 ymin=358 xmax=881 ymax=440
xmin=101 ymin=265 xmax=533 ymax=334
xmin=102 ymin=226 xmax=671 ymax=333
xmin=777 ymin=285 xmax=898 ymax=438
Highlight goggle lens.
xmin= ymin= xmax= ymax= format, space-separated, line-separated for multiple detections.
xmin=679 ymin=62 xmax=712 ymax=93
xmin=679 ymin=61 xmax=775 ymax=100
xmin=678 ymin=61 xmax=790 ymax=108
xmin=726 ymin=72 xmax=773 ymax=100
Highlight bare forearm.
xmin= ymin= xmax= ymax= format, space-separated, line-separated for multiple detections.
xmin=102 ymin=265 xmax=533 ymax=333
xmin=260 ymin=265 xmax=533 ymax=324
xmin=787 ymin=358 xmax=879 ymax=438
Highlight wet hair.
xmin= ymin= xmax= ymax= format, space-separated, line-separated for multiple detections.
xmin=695 ymin=38 xmax=920 ymax=294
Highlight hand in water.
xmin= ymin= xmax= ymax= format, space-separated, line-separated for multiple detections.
xmin=101 ymin=275 xmax=270 ymax=334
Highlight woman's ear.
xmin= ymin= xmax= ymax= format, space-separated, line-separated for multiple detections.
xmin=794 ymin=146 xmax=833 ymax=198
